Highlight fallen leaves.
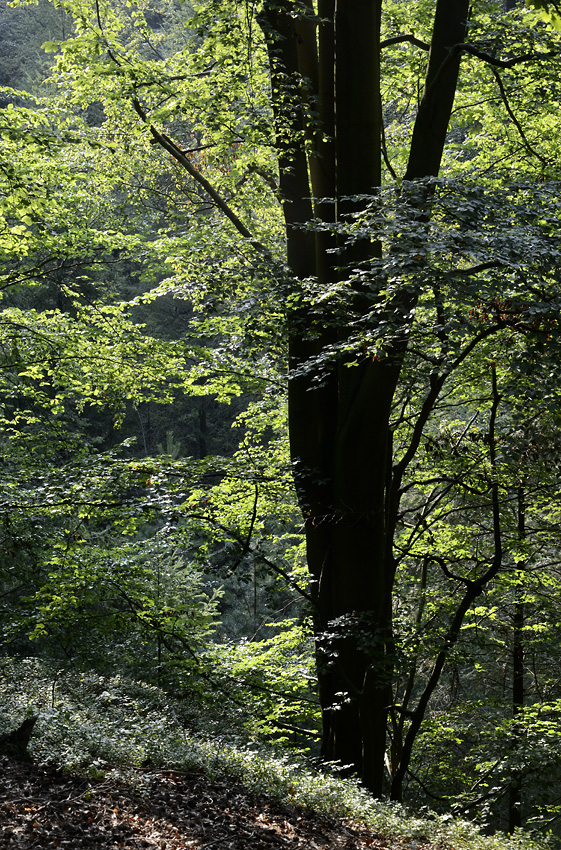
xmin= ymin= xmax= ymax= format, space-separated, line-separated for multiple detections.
xmin=0 ymin=755 xmax=391 ymax=850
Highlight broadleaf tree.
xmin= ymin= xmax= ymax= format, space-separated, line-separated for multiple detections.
xmin=14 ymin=0 xmax=561 ymax=804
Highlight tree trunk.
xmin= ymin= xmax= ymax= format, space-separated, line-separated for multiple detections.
xmin=0 ymin=715 xmax=37 ymax=761
xmin=509 ymin=486 xmax=525 ymax=832
xmin=260 ymin=0 xmax=470 ymax=796
xmin=145 ymin=0 xmax=471 ymax=799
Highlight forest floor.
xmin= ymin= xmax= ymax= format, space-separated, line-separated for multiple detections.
xmin=0 ymin=754 xmax=421 ymax=850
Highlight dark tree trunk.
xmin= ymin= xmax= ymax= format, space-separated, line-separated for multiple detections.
xmin=259 ymin=0 xmax=470 ymax=796
xmin=0 ymin=715 xmax=37 ymax=761
xmin=509 ymin=487 xmax=525 ymax=832
xmin=405 ymin=0 xmax=471 ymax=181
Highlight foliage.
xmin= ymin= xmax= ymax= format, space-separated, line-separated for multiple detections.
xmin=0 ymin=657 xmax=552 ymax=850
xmin=2 ymin=0 xmax=561 ymax=839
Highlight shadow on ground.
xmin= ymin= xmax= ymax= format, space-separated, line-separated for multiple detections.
xmin=0 ymin=755 xmax=394 ymax=849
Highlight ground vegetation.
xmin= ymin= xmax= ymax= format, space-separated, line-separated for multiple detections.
xmin=2 ymin=0 xmax=561 ymax=839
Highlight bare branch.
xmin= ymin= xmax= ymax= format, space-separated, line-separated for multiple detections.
xmin=456 ymin=43 xmax=557 ymax=69
xmin=380 ymin=34 xmax=430 ymax=51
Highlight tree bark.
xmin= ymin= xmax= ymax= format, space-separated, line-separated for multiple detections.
xmin=258 ymin=0 xmax=472 ymax=795
xmin=261 ymin=0 xmax=470 ymax=796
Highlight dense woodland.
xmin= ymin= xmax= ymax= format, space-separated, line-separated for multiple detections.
xmin=2 ymin=0 xmax=561 ymax=840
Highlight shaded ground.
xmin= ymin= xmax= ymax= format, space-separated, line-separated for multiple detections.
xmin=0 ymin=755 xmax=397 ymax=849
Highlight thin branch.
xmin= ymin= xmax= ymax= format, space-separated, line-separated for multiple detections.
xmin=405 ymin=765 xmax=452 ymax=801
xmin=381 ymin=97 xmax=398 ymax=181
xmin=390 ymin=703 xmax=415 ymax=718
xmin=186 ymin=511 xmax=314 ymax=604
xmin=485 ymin=364 xmax=503 ymax=584
xmin=491 ymin=67 xmax=549 ymax=166
xmin=380 ymin=34 xmax=430 ymax=51
xmin=390 ymin=382 xmax=507 ymax=798
xmin=392 ymin=324 xmax=500 ymax=489
xmin=131 ymin=70 xmax=217 ymax=88
xmin=228 ymin=484 xmax=260 ymax=573
xmin=456 ymin=43 xmax=557 ymax=69
xmin=0 ymin=584 xmax=26 ymax=599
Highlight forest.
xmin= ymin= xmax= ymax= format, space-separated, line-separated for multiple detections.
xmin=2 ymin=0 xmax=561 ymax=844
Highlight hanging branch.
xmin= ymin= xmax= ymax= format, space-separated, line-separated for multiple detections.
xmin=93 ymin=0 xmax=272 ymax=259
xmin=491 ymin=67 xmax=549 ymax=166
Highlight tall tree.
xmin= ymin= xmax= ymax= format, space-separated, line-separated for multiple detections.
xmin=256 ymin=0 xmax=469 ymax=794
xmin=26 ymin=0 xmax=561 ymax=800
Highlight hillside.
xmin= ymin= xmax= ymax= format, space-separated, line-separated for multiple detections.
xmin=0 ymin=756 xmax=402 ymax=850
xmin=0 ymin=663 xmax=552 ymax=850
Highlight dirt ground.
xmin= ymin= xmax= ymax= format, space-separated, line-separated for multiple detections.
xmin=0 ymin=755 xmax=396 ymax=849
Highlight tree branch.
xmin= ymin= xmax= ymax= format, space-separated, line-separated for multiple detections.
xmin=380 ymin=34 xmax=430 ymax=51
xmin=130 ymin=84 xmax=272 ymax=257
xmin=380 ymin=92 xmax=398 ymax=181
xmin=491 ymin=67 xmax=549 ymax=166
xmin=186 ymin=511 xmax=314 ymax=604
xmin=428 ymin=553 xmax=477 ymax=590
xmin=142 ymin=116 xmax=270 ymax=256
xmin=455 ymin=43 xmax=557 ymax=69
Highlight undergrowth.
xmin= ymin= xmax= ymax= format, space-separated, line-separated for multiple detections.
xmin=0 ymin=657 xmax=553 ymax=850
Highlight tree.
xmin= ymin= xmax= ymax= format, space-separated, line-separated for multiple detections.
xmin=253 ymin=0 xmax=476 ymax=796
xmin=10 ymin=0 xmax=561 ymax=805
xmin=232 ymin=0 xmax=561 ymax=799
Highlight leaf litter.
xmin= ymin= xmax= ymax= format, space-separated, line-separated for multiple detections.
xmin=0 ymin=755 xmax=402 ymax=849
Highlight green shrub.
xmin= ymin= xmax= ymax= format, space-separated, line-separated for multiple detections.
xmin=0 ymin=657 xmax=552 ymax=850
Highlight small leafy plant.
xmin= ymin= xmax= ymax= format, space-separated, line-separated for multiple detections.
xmin=0 ymin=657 xmax=551 ymax=850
